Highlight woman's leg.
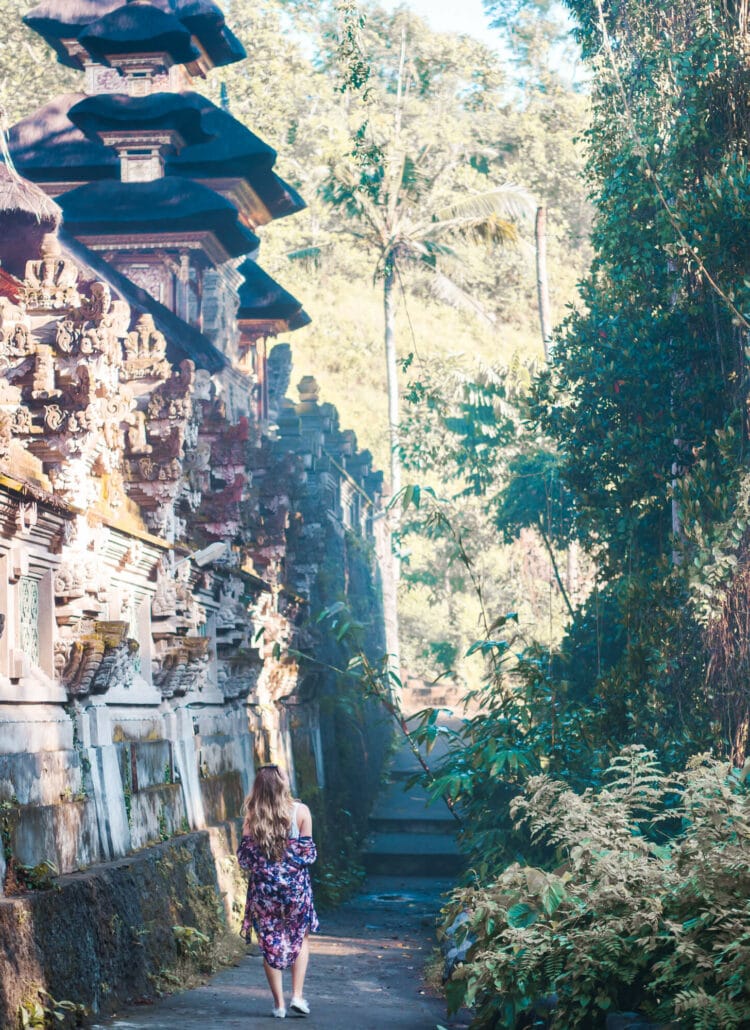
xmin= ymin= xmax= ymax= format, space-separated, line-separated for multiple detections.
xmin=263 ymin=960 xmax=285 ymax=1009
xmin=291 ymin=934 xmax=310 ymax=999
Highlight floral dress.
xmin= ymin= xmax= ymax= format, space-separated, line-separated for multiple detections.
xmin=237 ymin=818 xmax=319 ymax=970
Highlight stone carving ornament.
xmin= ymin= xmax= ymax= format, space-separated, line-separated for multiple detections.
xmin=23 ymin=234 xmax=79 ymax=310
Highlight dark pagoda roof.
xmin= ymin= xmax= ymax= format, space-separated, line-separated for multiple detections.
xmin=78 ymin=5 xmax=201 ymax=65
xmin=59 ymin=177 xmax=260 ymax=259
xmin=69 ymin=92 xmax=214 ymax=146
xmin=169 ymin=95 xmax=276 ymax=174
xmin=237 ymin=258 xmax=310 ymax=329
xmin=9 ymin=92 xmax=304 ymax=222
xmin=24 ymin=0 xmax=245 ymax=70
xmin=61 ymin=229 xmax=226 ymax=372
xmin=174 ymin=1 xmax=245 ymax=67
xmin=8 ymin=94 xmax=120 ymax=184
xmin=168 ymin=98 xmax=305 ymax=220
xmin=238 ymin=170 xmax=305 ymax=222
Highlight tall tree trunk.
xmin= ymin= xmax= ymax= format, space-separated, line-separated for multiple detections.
xmin=535 ymin=206 xmax=552 ymax=360
xmin=383 ymin=257 xmax=401 ymax=499
xmin=566 ymin=539 xmax=579 ymax=603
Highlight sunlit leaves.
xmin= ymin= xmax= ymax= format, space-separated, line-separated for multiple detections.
xmin=444 ymin=747 xmax=750 ymax=1027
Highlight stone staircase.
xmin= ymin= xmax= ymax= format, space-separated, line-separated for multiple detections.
xmin=364 ymin=679 xmax=467 ymax=877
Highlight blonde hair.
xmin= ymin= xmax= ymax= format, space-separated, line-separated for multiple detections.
xmin=242 ymin=765 xmax=293 ymax=861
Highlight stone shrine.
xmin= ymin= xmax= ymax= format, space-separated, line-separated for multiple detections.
xmin=0 ymin=0 xmax=390 ymax=956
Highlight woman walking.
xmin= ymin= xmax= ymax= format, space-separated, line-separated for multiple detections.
xmin=237 ymin=764 xmax=319 ymax=1018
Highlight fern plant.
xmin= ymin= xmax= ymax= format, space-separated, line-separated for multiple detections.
xmin=444 ymin=746 xmax=750 ymax=1029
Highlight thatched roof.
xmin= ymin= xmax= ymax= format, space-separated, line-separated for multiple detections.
xmin=168 ymin=93 xmax=276 ymax=173
xmin=9 ymin=94 xmax=119 ymax=184
xmin=69 ymin=92 xmax=214 ymax=148
xmin=0 ymin=162 xmax=62 ymax=276
xmin=24 ymin=0 xmax=245 ymax=70
xmin=8 ymin=91 xmax=303 ymax=223
xmin=237 ymin=258 xmax=309 ymax=328
xmin=79 ymin=5 xmax=201 ymax=65
xmin=59 ymin=177 xmax=260 ymax=259
xmin=0 ymin=162 xmax=61 ymax=225
xmin=167 ymin=96 xmax=305 ymax=220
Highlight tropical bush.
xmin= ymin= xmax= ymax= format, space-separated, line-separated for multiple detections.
xmin=443 ymin=746 xmax=750 ymax=1029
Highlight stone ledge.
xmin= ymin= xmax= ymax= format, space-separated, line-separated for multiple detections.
xmin=0 ymin=827 xmax=245 ymax=1028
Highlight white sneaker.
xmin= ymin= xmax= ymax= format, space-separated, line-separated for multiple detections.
xmin=290 ymin=997 xmax=310 ymax=1016
xmin=271 ymin=1006 xmax=286 ymax=1018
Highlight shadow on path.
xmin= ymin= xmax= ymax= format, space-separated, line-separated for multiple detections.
xmin=92 ymin=876 xmax=471 ymax=1029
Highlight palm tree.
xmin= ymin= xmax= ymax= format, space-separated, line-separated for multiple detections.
xmin=327 ymin=145 xmax=532 ymax=499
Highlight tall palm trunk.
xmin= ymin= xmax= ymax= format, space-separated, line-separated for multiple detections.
xmin=535 ymin=206 xmax=552 ymax=361
xmin=383 ymin=257 xmax=401 ymax=498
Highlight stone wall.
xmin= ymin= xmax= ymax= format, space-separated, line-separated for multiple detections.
xmin=0 ymin=826 xmax=244 ymax=1027
xmin=0 ymin=234 xmax=391 ymax=908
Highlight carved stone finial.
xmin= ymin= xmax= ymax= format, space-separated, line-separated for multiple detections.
xmin=297 ymin=375 xmax=320 ymax=404
xmin=40 ymin=233 xmax=62 ymax=261
xmin=24 ymin=234 xmax=79 ymax=309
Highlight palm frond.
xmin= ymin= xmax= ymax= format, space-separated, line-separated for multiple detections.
xmin=286 ymin=245 xmax=325 ymax=269
xmin=424 ymin=184 xmax=534 ymax=246
xmin=428 ymin=271 xmax=496 ymax=326
xmin=436 ymin=184 xmax=535 ymax=224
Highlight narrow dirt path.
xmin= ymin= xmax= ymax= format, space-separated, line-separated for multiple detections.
xmin=92 ymin=876 xmax=471 ymax=1030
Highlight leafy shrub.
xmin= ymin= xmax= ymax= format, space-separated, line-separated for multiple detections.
xmin=17 ymin=991 xmax=87 ymax=1029
xmin=172 ymin=925 xmax=211 ymax=962
xmin=444 ymin=746 xmax=750 ymax=1029
xmin=409 ymin=621 xmax=604 ymax=881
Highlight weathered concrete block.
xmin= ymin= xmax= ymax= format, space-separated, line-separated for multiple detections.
xmin=134 ymin=740 xmax=173 ymax=790
xmin=200 ymin=772 xmax=244 ymax=825
xmin=198 ymin=735 xmax=241 ymax=777
xmin=12 ymin=798 xmax=99 ymax=873
xmin=128 ymin=784 xmax=187 ymax=851
xmin=116 ymin=739 xmax=172 ymax=791
xmin=0 ymin=705 xmax=73 ymax=755
xmin=88 ymin=742 xmax=131 ymax=863
xmin=0 ymin=750 xmax=84 ymax=807
xmin=110 ymin=712 xmax=164 ymax=744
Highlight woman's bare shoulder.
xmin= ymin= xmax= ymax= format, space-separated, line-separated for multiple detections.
xmin=295 ymin=802 xmax=313 ymax=834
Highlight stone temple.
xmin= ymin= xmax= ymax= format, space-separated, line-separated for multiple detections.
xmin=0 ymin=1 xmax=392 ymax=1017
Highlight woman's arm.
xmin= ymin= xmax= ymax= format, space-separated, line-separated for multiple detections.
xmin=237 ymin=835 xmax=257 ymax=871
xmin=296 ymin=802 xmax=312 ymax=837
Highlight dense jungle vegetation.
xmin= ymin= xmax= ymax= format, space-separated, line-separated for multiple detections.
xmin=0 ymin=0 xmax=591 ymax=680
xmin=4 ymin=0 xmax=750 ymax=1024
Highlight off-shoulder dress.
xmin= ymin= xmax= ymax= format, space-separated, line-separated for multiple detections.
xmin=236 ymin=802 xmax=320 ymax=969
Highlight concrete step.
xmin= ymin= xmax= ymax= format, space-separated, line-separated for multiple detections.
xmin=369 ymin=780 xmax=455 ymax=824
xmin=366 ymin=831 xmax=462 ymax=856
xmin=369 ymin=816 xmax=458 ymax=835
xmin=363 ymin=729 xmax=464 ymax=879
xmin=364 ymin=831 xmax=464 ymax=877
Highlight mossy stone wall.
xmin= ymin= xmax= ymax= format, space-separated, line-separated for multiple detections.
xmin=0 ymin=826 xmax=245 ymax=1028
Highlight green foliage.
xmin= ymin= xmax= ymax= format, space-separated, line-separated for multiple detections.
xmin=0 ymin=0 xmax=76 ymax=124
xmin=17 ymin=991 xmax=87 ymax=1029
xmin=492 ymin=0 xmax=750 ymax=765
xmin=15 ymin=860 xmax=59 ymax=892
xmin=172 ymin=925 xmax=211 ymax=960
xmin=0 ymin=798 xmax=17 ymax=864
xmin=398 ymin=360 xmax=573 ymax=685
xmin=443 ymin=747 xmax=750 ymax=1029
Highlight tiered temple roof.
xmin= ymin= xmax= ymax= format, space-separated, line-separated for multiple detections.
xmin=24 ymin=0 xmax=246 ymax=71
xmin=10 ymin=0 xmax=308 ymax=344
